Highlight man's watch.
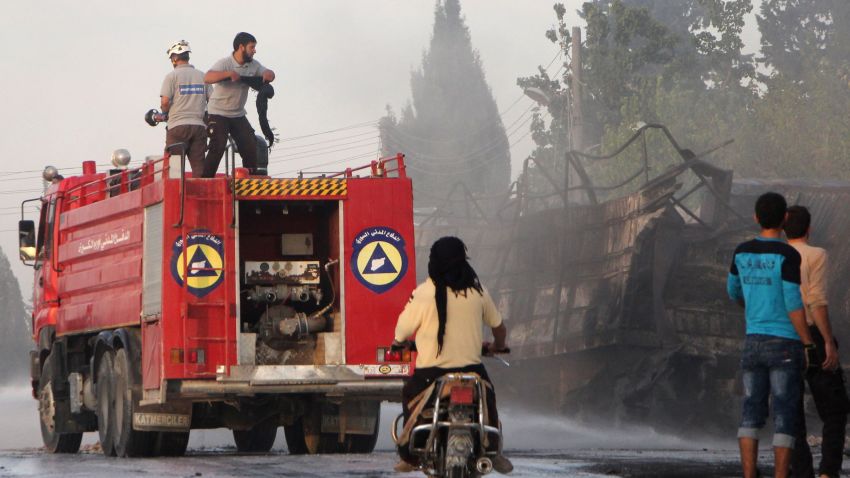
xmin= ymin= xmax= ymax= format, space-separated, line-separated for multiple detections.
xmin=804 ymin=343 xmax=816 ymax=350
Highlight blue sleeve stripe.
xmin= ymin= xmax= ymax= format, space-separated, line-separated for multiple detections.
xmin=782 ymin=280 xmax=803 ymax=312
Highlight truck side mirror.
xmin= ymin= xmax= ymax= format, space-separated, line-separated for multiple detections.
xmin=18 ymin=220 xmax=36 ymax=262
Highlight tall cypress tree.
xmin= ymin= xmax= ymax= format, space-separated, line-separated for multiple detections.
xmin=380 ymin=0 xmax=510 ymax=209
xmin=0 ymin=248 xmax=31 ymax=384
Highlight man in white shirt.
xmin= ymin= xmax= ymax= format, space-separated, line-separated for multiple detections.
xmin=786 ymin=206 xmax=848 ymax=478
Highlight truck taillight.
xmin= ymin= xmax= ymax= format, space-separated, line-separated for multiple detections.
xmin=450 ymin=385 xmax=474 ymax=405
xmin=171 ymin=348 xmax=205 ymax=364
xmin=376 ymin=347 xmax=411 ymax=363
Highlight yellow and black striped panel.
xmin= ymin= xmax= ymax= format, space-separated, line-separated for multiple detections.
xmin=235 ymin=178 xmax=347 ymax=197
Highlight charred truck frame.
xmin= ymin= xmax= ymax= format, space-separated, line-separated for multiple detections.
xmin=19 ymin=152 xmax=415 ymax=457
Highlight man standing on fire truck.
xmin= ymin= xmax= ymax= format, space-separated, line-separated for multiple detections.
xmin=203 ymin=32 xmax=275 ymax=177
xmin=160 ymin=40 xmax=211 ymax=177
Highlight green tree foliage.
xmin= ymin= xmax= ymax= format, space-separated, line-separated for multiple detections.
xmin=517 ymin=1 xmax=750 ymax=203
xmin=757 ymin=0 xmax=850 ymax=81
xmin=522 ymin=0 xmax=850 ymax=203
xmin=741 ymin=1 xmax=850 ymax=179
xmin=693 ymin=0 xmax=755 ymax=87
xmin=741 ymin=63 xmax=850 ymax=179
xmin=379 ymin=0 xmax=510 ymax=208
xmin=581 ymin=0 xmax=681 ymax=127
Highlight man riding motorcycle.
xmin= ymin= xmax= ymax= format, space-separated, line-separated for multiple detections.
xmin=393 ymin=236 xmax=513 ymax=474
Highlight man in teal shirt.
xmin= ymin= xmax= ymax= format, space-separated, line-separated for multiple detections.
xmin=728 ymin=191 xmax=814 ymax=478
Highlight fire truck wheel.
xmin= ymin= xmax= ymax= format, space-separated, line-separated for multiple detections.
xmin=232 ymin=417 xmax=278 ymax=453
xmin=282 ymin=416 xmax=310 ymax=454
xmin=112 ymin=348 xmax=155 ymax=457
xmin=152 ymin=431 xmax=190 ymax=456
xmin=283 ymin=405 xmax=356 ymax=455
xmin=283 ymin=405 xmax=327 ymax=454
xmin=95 ymin=350 xmax=117 ymax=456
xmin=341 ymin=401 xmax=380 ymax=454
xmin=37 ymin=352 xmax=83 ymax=454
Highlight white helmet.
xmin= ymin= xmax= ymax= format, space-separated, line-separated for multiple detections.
xmin=167 ymin=40 xmax=191 ymax=57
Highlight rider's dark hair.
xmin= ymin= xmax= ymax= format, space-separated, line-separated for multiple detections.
xmin=428 ymin=237 xmax=482 ymax=357
xmin=233 ymin=32 xmax=257 ymax=52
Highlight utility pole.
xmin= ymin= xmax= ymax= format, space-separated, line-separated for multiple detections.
xmin=570 ymin=26 xmax=584 ymax=153
xmin=567 ymin=26 xmax=585 ymax=204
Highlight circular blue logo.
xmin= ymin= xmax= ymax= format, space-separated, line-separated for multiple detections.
xmin=351 ymin=227 xmax=408 ymax=294
xmin=170 ymin=229 xmax=225 ymax=298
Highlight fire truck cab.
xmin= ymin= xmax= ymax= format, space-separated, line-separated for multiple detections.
xmin=20 ymin=150 xmax=415 ymax=456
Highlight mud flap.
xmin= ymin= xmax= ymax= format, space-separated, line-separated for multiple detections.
xmin=132 ymin=401 xmax=192 ymax=432
xmin=320 ymin=401 xmax=379 ymax=436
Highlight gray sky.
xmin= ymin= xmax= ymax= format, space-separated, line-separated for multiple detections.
xmin=0 ymin=0 xmax=761 ymax=300
xmin=0 ymin=0 xmax=578 ymax=299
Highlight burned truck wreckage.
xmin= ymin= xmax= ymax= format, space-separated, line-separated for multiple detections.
xmin=414 ymin=124 xmax=850 ymax=435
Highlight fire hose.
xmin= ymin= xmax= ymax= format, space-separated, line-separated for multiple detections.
xmin=239 ymin=76 xmax=276 ymax=151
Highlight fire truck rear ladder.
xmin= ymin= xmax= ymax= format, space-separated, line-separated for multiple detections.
xmin=174 ymin=152 xmax=232 ymax=379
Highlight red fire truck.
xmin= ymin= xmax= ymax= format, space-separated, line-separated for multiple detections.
xmin=19 ymin=151 xmax=415 ymax=457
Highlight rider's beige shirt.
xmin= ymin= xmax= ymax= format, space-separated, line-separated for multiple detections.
xmin=789 ymin=241 xmax=829 ymax=326
xmin=394 ymin=279 xmax=502 ymax=369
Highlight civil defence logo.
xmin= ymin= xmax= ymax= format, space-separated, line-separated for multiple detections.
xmin=170 ymin=230 xmax=224 ymax=298
xmin=351 ymin=226 xmax=407 ymax=294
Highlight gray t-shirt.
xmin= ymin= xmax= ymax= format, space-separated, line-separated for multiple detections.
xmin=160 ymin=64 xmax=210 ymax=128
xmin=207 ymin=55 xmax=267 ymax=118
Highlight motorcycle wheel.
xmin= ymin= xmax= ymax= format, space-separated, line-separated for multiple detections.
xmin=444 ymin=428 xmax=474 ymax=478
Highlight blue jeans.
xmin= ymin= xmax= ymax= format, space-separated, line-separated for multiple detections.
xmin=738 ymin=334 xmax=804 ymax=448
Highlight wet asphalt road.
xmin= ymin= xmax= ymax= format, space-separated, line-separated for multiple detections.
xmin=2 ymin=386 xmax=847 ymax=477
xmin=0 ymin=447 xmax=786 ymax=477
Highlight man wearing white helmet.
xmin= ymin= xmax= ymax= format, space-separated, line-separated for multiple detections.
xmin=160 ymin=40 xmax=210 ymax=177
xmin=203 ymin=32 xmax=275 ymax=177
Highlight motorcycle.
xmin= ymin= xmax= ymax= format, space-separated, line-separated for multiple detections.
xmin=391 ymin=342 xmax=510 ymax=477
